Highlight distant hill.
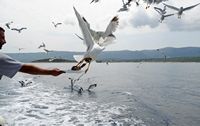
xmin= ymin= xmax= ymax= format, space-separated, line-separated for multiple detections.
xmin=5 ymin=47 xmax=200 ymax=62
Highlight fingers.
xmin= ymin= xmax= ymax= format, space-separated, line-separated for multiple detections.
xmin=51 ymin=69 xmax=66 ymax=76
xmin=60 ymin=70 xmax=66 ymax=73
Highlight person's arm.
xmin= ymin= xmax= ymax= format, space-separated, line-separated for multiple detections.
xmin=19 ymin=64 xmax=65 ymax=76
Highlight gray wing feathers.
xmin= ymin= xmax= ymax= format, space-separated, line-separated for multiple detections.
xmin=163 ymin=3 xmax=179 ymax=11
xmin=103 ymin=16 xmax=119 ymax=38
xmin=73 ymin=7 xmax=94 ymax=51
xmin=183 ymin=3 xmax=200 ymax=11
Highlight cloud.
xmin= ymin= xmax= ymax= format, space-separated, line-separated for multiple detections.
xmin=129 ymin=9 xmax=159 ymax=28
xmin=166 ymin=17 xmax=200 ymax=31
xmin=126 ymin=1 xmax=200 ymax=32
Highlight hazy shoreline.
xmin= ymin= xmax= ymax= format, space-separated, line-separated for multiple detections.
xmin=30 ymin=57 xmax=200 ymax=63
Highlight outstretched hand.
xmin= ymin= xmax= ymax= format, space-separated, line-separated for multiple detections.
xmin=50 ymin=68 xmax=66 ymax=76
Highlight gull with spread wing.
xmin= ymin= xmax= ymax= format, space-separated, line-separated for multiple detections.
xmin=72 ymin=7 xmax=119 ymax=73
xmin=163 ymin=3 xmax=200 ymax=18
xmin=154 ymin=5 xmax=167 ymax=15
xmin=38 ymin=42 xmax=46 ymax=49
xmin=118 ymin=0 xmax=129 ymax=12
xmin=52 ymin=22 xmax=62 ymax=28
xmin=154 ymin=6 xmax=174 ymax=23
xmin=5 ymin=21 xmax=13 ymax=29
xmin=11 ymin=27 xmax=27 ymax=33
xmin=90 ymin=0 xmax=100 ymax=4
xmin=126 ymin=0 xmax=140 ymax=7
xmin=143 ymin=0 xmax=168 ymax=9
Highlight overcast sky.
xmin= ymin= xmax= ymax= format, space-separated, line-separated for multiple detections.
xmin=0 ymin=0 xmax=200 ymax=53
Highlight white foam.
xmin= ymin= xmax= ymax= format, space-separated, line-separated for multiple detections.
xmin=0 ymin=80 xmax=145 ymax=126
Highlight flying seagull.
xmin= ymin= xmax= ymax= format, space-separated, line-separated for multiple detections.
xmin=5 ymin=21 xmax=13 ymax=29
xmin=159 ymin=13 xmax=174 ymax=23
xmin=143 ymin=0 xmax=168 ymax=9
xmin=156 ymin=49 xmax=167 ymax=61
xmin=11 ymin=27 xmax=27 ymax=33
xmin=72 ymin=7 xmax=119 ymax=73
xmin=163 ymin=3 xmax=200 ymax=18
xmin=118 ymin=0 xmax=129 ymax=12
xmin=87 ymin=84 xmax=97 ymax=92
xmin=52 ymin=22 xmax=62 ymax=28
xmin=18 ymin=48 xmax=25 ymax=51
xmin=38 ymin=42 xmax=46 ymax=49
xmin=154 ymin=6 xmax=174 ymax=23
xmin=126 ymin=0 xmax=140 ymax=7
xmin=43 ymin=48 xmax=53 ymax=53
xmin=90 ymin=0 xmax=100 ymax=4
xmin=154 ymin=5 xmax=167 ymax=15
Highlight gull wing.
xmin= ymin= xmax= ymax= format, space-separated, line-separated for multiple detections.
xmin=163 ymin=3 xmax=179 ymax=11
xmin=11 ymin=28 xmax=18 ymax=31
xmin=183 ymin=3 xmax=200 ymax=11
xmin=73 ymin=7 xmax=94 ymax=52
xmin=154 ymin=7 xmax=163 ymax=14
xmin=164 ymin=13 xmax=174 ymax=17
xmin=95 ymin=16 xmax=119 ymax=46
xmin=5 ymin=23 xmax=10 ymax=29
xmin=21 ymin=27 xmax=27 ymax=30
xmin=122 ymin=0 xmax=126 ymax=6
xmin=154 ymin=7 xmax=162 ymax=15
xmin=154 ymin=7 xmax=163 ymax=12
xmin=103 ymin=16 xmax=119 ymax=38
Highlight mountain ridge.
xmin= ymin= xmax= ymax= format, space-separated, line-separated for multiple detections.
xmin=5 ymin=47 xmax=200 ymax=62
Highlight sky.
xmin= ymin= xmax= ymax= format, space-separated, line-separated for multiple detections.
xmin=0 ymin=0 xmax=200 ymax=53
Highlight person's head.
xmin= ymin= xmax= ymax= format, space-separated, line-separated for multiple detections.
xmin=0 ymin=27 xmax=6 ymax=49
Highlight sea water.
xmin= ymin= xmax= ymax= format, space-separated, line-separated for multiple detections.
xmin=0 ymin=62 xmax=200 ymax=126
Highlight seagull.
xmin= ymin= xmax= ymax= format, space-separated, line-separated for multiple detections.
xmin=143 ymin=0 xmax=168 ymax=9
xmin=90 ymin=0 xmax=100 ymax=4
xmin=52 ymin=22 xmax=62 ymax=28
xmin=5 ymin=21 xmax=13 ymax=29
xmin=156 ymin=49 xmax=167 ymax=61
xmin=11 ymin=27 xmax=27 ymax=33
xmin=73 ymin=85 xmax=84 ymax=94
xmin=118 ymin=0 xmax=129 ymax=12
xmin=159 ymin=13 xmax=174 ymax=23
xmin=18 ymin=48 xmax=25 ymax=51
xmin=126 ymin=0 xmax=140 ymax=7
xmin=43 ymin=48 xmax=53 ymax=53
xmin=38 ymin=42 xmax=46 ymax=49
xmin=163 ymin=3 xmax=200 ymax=18
xmin=154 ymin=6 xmax=174 ymax=23
xmin=19 ymin=80 xmax=32 ymax=87
xmin=87 ymin=84 xmax=97 ymax=92
xmin=154 ymin=5 xmax=167 ymax=15
xmin=73 ymin=7 xmax=119 ymax=73
xmin=68 ymin=77 xmax=77 ymax=91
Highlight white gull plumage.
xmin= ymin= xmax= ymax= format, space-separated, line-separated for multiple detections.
xmin=73 ymin=7 xmax=119 ymax=73
xmin=163 ymin=3 xmax=200 ymax=18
